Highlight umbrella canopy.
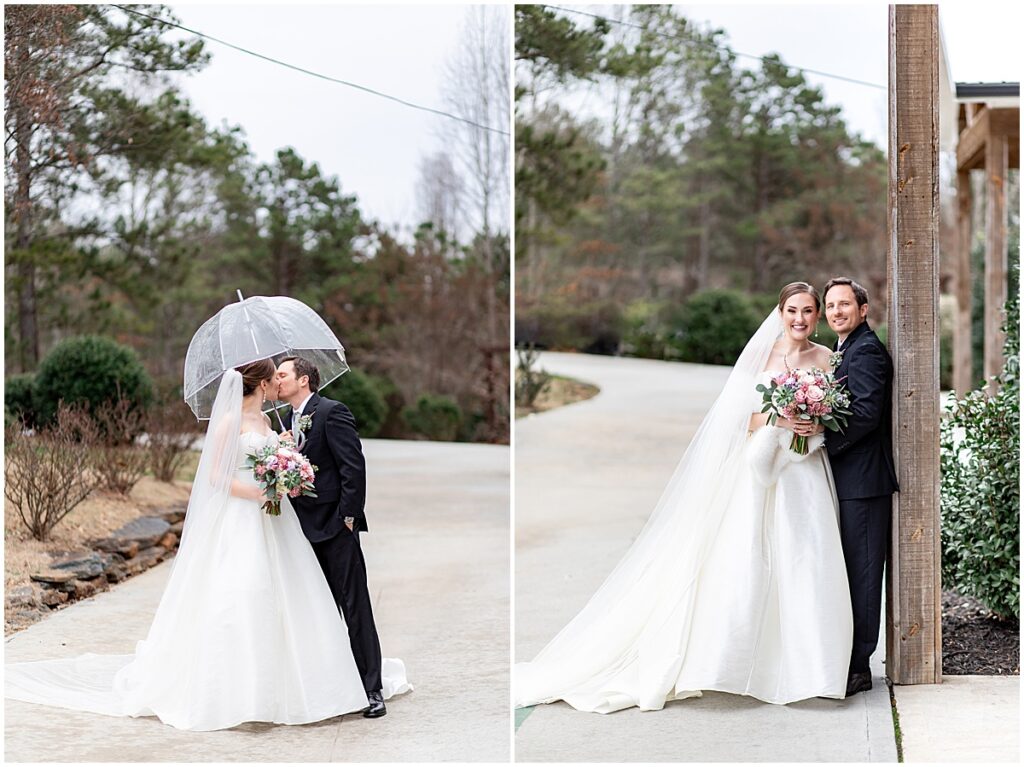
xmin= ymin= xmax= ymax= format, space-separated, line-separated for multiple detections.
xmin=184 ymin=294 xmax=348 ymax=419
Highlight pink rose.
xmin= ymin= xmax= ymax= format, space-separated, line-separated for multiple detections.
xmin=806 ymin=385 xmax=825 ymax=403
xmin=795 ymin=390 xmax=807 ymax=404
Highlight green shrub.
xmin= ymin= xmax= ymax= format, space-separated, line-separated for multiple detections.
xmin=666 ymin=290 xmax=760 ymax=365
xmin=515 ymin=299 xmax=623 ymax=355
xmin=748 ymin=292 xmax=781 ymax=319
xmin=34 ymin=336 xmax=153 ymax=433
xmin=402 ymin=394 xmax=462 ymax=442
xmin=621 ymin=299 xmax=673 ymax=359
xmin=319 ymin=368 xmax=387 ymax=438
xmin=940 ymin=279 xmax=1019 ymax=619
xmin=5 ymin=373 xmax=37 ymax=428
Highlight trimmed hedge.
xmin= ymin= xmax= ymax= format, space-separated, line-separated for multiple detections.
xmin=402 ymin=394 xmax=461 ymax=442
xmin=5 ymin=373 xmax=37 ymax=427
xmin=319 ymin=368 xmax=388 ymax=438
xmin=666 ymin=289 xmax=760 ymax=365
xmin=33 ymin=336 xmax=153 ymax=431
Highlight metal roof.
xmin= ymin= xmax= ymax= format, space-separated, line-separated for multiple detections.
xmin=956 ymin=82 xmax=1020 ymax=99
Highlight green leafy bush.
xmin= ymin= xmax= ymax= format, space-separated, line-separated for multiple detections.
xmin=5 ymin=373 xmax=37 ymax=427
xmin=319 ymin=368 xmax=388 ymax=438
xmin=940 ymin=282 xmax=1020 ymax=619
xmin=515 ymin=299 xmax=623 ymax=354
xmin=621 ymin=299 xmax=673 ymax=359
xmin=402 ymin=394 xmax=461 ymax=442
xmin=666 ymin=289 xmax=760 ymax=365
xmin=33 ymin=336 xmax=153 ymax=435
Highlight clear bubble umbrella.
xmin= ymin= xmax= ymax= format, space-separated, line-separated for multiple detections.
xmin=184 ymin=292 xmax=349 ymax=422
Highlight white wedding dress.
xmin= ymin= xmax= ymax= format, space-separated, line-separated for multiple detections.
xmin=514 ymin=313 xmax=853 ymax=712
xmin=6 ymin=371 xmax=410 ymax=731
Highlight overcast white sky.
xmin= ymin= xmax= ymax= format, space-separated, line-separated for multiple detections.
xmin=166 ymin=4 xmax=487 ymax=235
xmin=162 ymin=3 xmax=1020 ymax=229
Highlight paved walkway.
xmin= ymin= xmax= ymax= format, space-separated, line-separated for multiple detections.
xmin=895 ymin=674 xmax=1019 ymax=763
xmin=515 ymin=352 xmax=897 ymax=762
xmin=5 ymin=439 xmax=510 ymax=762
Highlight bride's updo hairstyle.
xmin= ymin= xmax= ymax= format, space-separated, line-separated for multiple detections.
xmin=778 ymin=281 xmax=821 ymax=312
xmin=234 ymin=358 xmax=276 ymax=396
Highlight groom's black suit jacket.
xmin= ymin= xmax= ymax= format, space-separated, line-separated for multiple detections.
xmin=286 ymin=393 xmax=369 ymax=539
xmin=825 ymin=321 xmax=899 ymax=500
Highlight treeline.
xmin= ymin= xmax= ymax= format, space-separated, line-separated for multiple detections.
xmin=5 ymin=5 xmax=509 ymax=443
xmin=515 ymin=5 xmax=889 ymax=354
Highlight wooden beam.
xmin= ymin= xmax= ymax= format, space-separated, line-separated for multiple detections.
xmin=956 ymin=107 xmax=989 ymax=171
xmin=957 ymin=108 xmax=1020 ymax=171
xmin=983 ymin=130 xmax=1009 ymax=381
xmin=953 ymin=169 xmax=973 ymax=395
xmin=885 ymin=3 xmax=942 ymax=686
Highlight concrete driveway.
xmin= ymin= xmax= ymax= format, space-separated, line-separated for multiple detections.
xmin=5 ymin=439 xmax=510 ymax=762
xmin=514 ymin=352 xmax=897 ymax=762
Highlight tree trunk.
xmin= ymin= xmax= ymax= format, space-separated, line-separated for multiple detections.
xmin=14 ymin=104 xmax=39 ymax=371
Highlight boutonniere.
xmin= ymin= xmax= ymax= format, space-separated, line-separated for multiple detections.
xmin=828 ymin=350 xmax=844 ymax=371
xmin=295 ymin=413 xmax=313 ymax=435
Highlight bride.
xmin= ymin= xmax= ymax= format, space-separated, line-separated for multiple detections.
xmin=6 ymin=359 xmax=410 ymax=731
xmin=515 ymin=282 xmax=853 ymax=713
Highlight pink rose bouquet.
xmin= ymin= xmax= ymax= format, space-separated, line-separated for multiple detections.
xmin=243 ymin=443 xmax=318 ymax=516
xmin=756 ymin=366 xmax=852 ymax=454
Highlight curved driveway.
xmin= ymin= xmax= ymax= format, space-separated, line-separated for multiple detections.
xmin=515 ymin=351 xmax=896 ymax=762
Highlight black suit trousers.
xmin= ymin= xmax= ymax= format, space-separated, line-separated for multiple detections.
xmin=311 ymin=527 xmax=383 ymax=694
xmin=839 ymin=495 xmax=891 ymax=674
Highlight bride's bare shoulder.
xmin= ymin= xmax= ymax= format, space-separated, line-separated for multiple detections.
xmin=810 ymin=343 xmax=833 ymax=365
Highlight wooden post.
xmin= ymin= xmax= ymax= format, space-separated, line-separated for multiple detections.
xmin=885 ymin=4 xmax=942 ymax=685
xmin=953 ymin=169 xmax=973 ymax=394
xmin=983 ymin=131 xmax=1009 ymax=382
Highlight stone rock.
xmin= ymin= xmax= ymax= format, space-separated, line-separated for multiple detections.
xmin=71 ymin=579 xmax=105 ymax=599
xmin=134 ymin=546 xmax=167 ymax=570
xmin=93 ymin=538 xmax=140 ymax=559
xmin=158 ymin=532 xmax=178 ymax=550
xmin=6 ymin=585 xmax=39 ymax=608
xmin=41 ymin=589 xmax=69 ymax=608
xmin=108 ymin=516 xmax=170 ymax=548
xmin=169 ymin=520 xmax=184 ymax=536
xmin=30 ymin=569 xmax=76 ymax=585
xmin=49 ymin=551 xmax=118 ymax=580
xmin=159 ymin=505 xmax=187 ymax=524
xmin=106 ymin=566 xmax=128 ymax=584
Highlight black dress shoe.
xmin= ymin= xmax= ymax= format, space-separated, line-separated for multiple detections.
xmin=845 ymin=671 xmax=872 ymax=697
xmin=362 ymin=690 xmax=386 ymax=718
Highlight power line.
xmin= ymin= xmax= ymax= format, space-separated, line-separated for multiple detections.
xmin=111 ymin=4 xmax=511 ymax=136
xmin=544 ymin=5 xmax=886 ymax=91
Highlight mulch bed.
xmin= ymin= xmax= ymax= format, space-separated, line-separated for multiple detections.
xmin=942 ymin=589 xmax=1019 ymax=675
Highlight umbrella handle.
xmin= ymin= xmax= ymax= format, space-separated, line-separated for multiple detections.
xmin=269 ymin=401 xmax=287 ymax=432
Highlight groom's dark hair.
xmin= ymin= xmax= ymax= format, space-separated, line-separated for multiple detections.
xmin=823 ymin=277 xmax=869 ymax=307
xmin=282 ymin=355 xmax=320 ymax=393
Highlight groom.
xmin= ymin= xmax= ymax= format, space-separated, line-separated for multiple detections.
xmin=276 ymin=356 xmax=387 ymax=718
xmin=822 ymin=278 xmax=899 ymax=697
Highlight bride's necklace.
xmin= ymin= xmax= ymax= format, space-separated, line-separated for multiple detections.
xmin=783 ymin=342 xmax=814 ymax=371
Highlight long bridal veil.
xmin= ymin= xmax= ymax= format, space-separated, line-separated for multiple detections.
xmin=515 ymin=310 xmax=784 ymax=710
xmin=5 ymin=371 xmax=245 ymax=719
